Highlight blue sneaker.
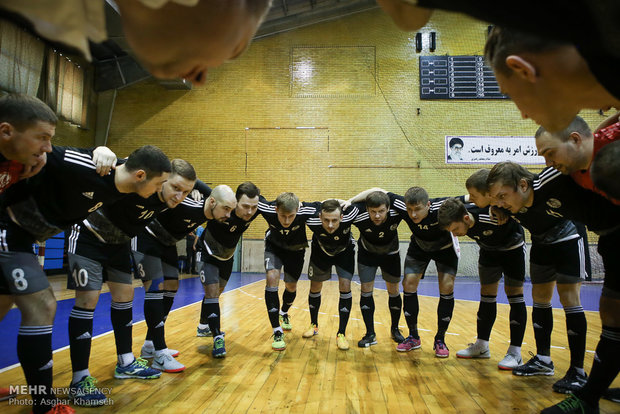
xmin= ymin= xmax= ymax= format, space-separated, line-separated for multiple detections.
xmin=114 ymin=357 xmax=162 ymax=379
xmin=212 ymin=336 xmax=226 ymax=358
xmin=69 ymin=375 xmax=107 ymax=406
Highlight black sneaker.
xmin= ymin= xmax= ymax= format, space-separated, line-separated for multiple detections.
xmin=391 ymin=327 xmax=405 ymax=344
xmin=602 ymin=387 xmax=620 ymax=403
xmin=540 ymin=394 xmax=599 ymax=414
xmin=552 ymin=367 xmax=588 ymax=394
xmin=358 ymin=333 xmax=377 ymax=348
xmin=512 ymin=353 xmax=554 ymax=376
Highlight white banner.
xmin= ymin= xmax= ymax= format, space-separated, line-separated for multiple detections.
xmin=445 ymin=135 xmax=545 ymax=165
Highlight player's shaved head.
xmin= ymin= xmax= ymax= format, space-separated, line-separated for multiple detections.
xmin=211 ymin=184 xmax=236 ymax=204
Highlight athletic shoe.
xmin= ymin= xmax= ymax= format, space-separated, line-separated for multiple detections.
xmin=272 ymin=331 xmax=286 ymax=351
xmin=279 ymin=314 xmax=292 ymax=331
xmin=336 ymin=333 xmax=349 ymax=350
xmin=43 ymin=404 xmax=76 ymax=414
xmin=358 ymin=333 xmax=377 ymax=348
xmin=602 ymin=387 xmax=620 ymax=403
xmin=302 ymin=324 xmax=319 ymax=338
xmin=396 ymin=335 xmax=421 ymax=352
xmin=391 ymin=328 xmax=405 ymax=344
xmin=152 ymin=352 xmax=186 ymax=372
xmin=196 ymin=325 xmax=212 ymax=337
xmin=552 ymin=367 xmax=588 ymax=394
xmin=456 ymin=342 xmax=491 ymax=359
xmin=140 ymin=345 xmax=180 ymax=359
xmin=114 ymin=357 xmax=162 ymax=379
xmin=498 ymin=353 xmax=522 ymax=370
xmin=512 ymin=353 xmax=554 ymax=376
xmin=212 ymin=336 xmax=226 ymax=358
xmin=433 ymin=339 xmax=449 ymax=358
xmin=68 ymin=376 xmax=107 ymax=406
xmin=540 ymin=394 xmax=599 ymax=414
xmin=0 ymin=387 xmax=17 ymax=402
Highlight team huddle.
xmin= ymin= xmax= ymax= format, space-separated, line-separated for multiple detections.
xmin=1 ymin=94 xmax=619 ymax=414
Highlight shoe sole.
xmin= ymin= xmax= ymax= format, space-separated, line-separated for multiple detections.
xmin=114 ymin=373 xmax=161 ymax=379
xmin=302 ymin=332 xmax=318 ymax=338
xmin=282 ymin=327 xmax=292 ymax=331
xmin=498 ymin=364 xmax=517 ymax=371
xmin=456 ymin=354 xmax=491 ymax=359
xmin=435 ymin=354 xmax=449 ymax=358
xmin=513 ymin=371 xmax=555 ymax=376
xmin=272 ymin=346 xmax=286 ymax=351
xmin=397 ymin=345 xmax=421 ymax=352
xmin=213 ymin=354 xmax=226 ymax=358
xmin=153 ymin=365 xmax=186 ymax=373
xmin=358 ymin=341 xmax=377 ymax=348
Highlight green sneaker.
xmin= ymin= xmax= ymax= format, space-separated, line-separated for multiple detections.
xmin=279 ymin=314 xmax=292 ymax=331
xmin=212 ymin=336 xmax=226 ymax=358
xmin=540 ymin=394 xmax=599 ymax=413
xmin=68 ymin=375 xmax=107 ymax=406
xmin=272 ymin=331 xmax=286 ymax=351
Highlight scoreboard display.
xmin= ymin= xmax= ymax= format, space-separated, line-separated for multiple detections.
xmin=419 ymin=55 xmax=508 ymax=100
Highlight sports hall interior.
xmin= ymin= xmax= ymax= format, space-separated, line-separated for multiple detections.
xmin=1 ymin=4 xmax=618 ymax=414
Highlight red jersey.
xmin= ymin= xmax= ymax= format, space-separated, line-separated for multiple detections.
xmin=571 ymin=121 xmax=620 ymax=205
xmin=0 ymin=155 xmax=23 ymax=194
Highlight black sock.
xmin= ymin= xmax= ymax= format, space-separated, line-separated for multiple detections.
xmin=436 ymin=292 xmax=454 ymax=341
xmin=203 ymin=298 xmax=221 ymax=336
xmin=144 ymin=291 xmax=166 ymax=350
xmin=388 ymin=293 xmax=402 ymax=330
xmin=338 ymin=291 xmax=352 ymax=335
xmin=199 ymin=295 xmax=209 ymax=325
xmin=265 ymin=287 xmax=280 ymax=329
xmin=360 ymin=291 xmax=375 ymax=334
xmin=163 ymin=289 xmax=177 ymax=321
xmin=477 ymin=294 xmax=497 ymax=341
xmin=576 ymin=326 xmax=620 ymax=406
xmin=532 ymin=302 xmax=553 ymax=356
xmin=111 ymin=301 xmax=133 ymax=355
xmin=18 ymin=325 xmax=55 ymax=414
xmin=507 ymin=294 xmax=527 ymax=347
xmin=403 ymin=291 xmax=419 ymax=339
xmin=308 ymin=291 xmax=321 ymax=325
xmin=281 ymin=288 xmax=296 ymax=314
xmin=564 ymin=305 xmax=587 ymax=369
xmin=68 ymin=306 xmax=94 ymax=374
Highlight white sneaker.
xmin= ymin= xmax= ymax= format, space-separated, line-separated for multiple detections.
xmin=141 ymin=345 xmax=179 ymax=359
xmin=498 ymin=353 xmax=522 ymax=370
xmin=456 ymin=342 xmax=491 ymax=359
xmin=151 ymin=352 xmax=185 ymax=373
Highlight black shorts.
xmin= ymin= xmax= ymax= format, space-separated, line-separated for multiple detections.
xmin=357 ymin=245 xmax=401 ymax=283
xmin=264 ymin=240 xmax=305 ymax=283
xmin=308 ymin=244 xmax=355 ymax=282
xmin=529 ymin=237 xmax=585 ymax=284
xmin=66 ymin=224 xmax=133 ymax=290
xmin=598 ymin=229 xmax=620 ymax=298
xmin=405 ymin=239 xmax=458 ymax=276
xmin=478 ymin=245 xmax=526 ymax=286
xmin=134 ymin=231 xmax=178 ymax=269
xmin=200 ymin=254 xmax=234 ymax=286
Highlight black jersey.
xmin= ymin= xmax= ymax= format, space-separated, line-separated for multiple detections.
xmin=202 ymin=208 xmax=260 ymax=260
xmin=306 ymin=205 xmax=359 ymax=256
xmin=145 ymin=195 xmax=210 ymax=248
xmin=3 ymin=146 xmax=124 ymax=240
xmin=527 ymin=167 xmax=620 ymax=233
xmin=393 ymin=194 xmax=453 ymax=252
xmin=352 ymin=193 xmax=403 ymax=255
xmin=258 ymin=196 xmax=319 ymax=251
xmin=84 ymin=192 xmax=168 ymax=244
xmin=464 ymin=204 xmax=525 ymax=251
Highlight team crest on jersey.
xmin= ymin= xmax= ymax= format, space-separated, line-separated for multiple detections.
xmin=230 ymin=225 xmax=237 ymax=232
xmin=483 ymin=230 xmax=493 ymax=236
xmin=390 ymin=224 xmax=398 ymax=230
xmin=0 ymin=173 xmax=11 ymax=190
xmin=292 ymin=225 xmax=300 ymax=231
xmin=546 ymin=198 xmax=562 ymax=209
xmin=334 ymin=236 xmax=340 ymax=240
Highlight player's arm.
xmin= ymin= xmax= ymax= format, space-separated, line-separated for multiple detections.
xmin=346 ymin=187 xmax=387 ymax=205
xmin=376 ymin=0 xmax=434 ymax=31
xmin=595 ymin=110 xmax=620 ymax=132
xmin=189 ymin=180 xmax=212 ymax=201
